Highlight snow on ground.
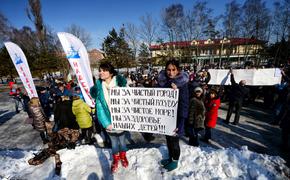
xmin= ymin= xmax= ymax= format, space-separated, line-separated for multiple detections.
xmin=1 ymin=87 xmax=290 ymax=179
xmin=0 ymin=144 xmax=289 ymax=180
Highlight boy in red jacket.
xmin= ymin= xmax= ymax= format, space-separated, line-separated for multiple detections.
xmin=203 ymin=88 xmax=221 ymax=143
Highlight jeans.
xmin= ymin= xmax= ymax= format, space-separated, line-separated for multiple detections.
xmin=108 ymin=133 xmax=127 ymax=154
xmin=13 ymin=96 xmax=23 ymax=113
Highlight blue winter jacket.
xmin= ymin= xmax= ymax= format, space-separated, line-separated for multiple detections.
xmin=90 ymin=75 xmax=127 ymax=129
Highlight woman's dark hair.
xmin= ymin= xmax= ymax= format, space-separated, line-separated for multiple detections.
xmin=99 ymin=62 xmax=117 ymax=76
xmin=165 ymin=59 xmax=181 ymax=70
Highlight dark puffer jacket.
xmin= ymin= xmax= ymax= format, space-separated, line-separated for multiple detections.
xmin=54 ymin=100 xmax=79 ymax=130
xmin=228 ymin=74 xmax=249 ymax=103
xmin=188 ymin=97 xmax=205 ymax=129
xmin=29 ymin=105 xmax=47 ymax=132
xmin=158 ymin=70 xmax=189 ymax=135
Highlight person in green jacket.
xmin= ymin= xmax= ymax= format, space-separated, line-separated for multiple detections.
xmin=90 ymin=62 xmax=128 ymax=173
xmin=72 ymin=96 xmax=94 ymax=144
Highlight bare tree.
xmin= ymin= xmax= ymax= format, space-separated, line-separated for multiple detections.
xmin=222 ymin=0 xmax=242 ymax=38
xmin=272 ymin=0 xmax=290 ymax=42
xmin=0 ymin=13 xmax=11 ymax=45
xmin=125 ymin=23 xmax=139 ymax=58
xmin=26 ymin=0 xmax=47 ymax=49
xmin=241 ymin=0 xmax=271 ymax=41
xmin=161 ymin=4 xmax=184 ymax=42
xmin=65 ymin=24 xmax=93 ymax=49
xmin=139 ymin=13 xmax=158 ymax=46
xmin=192 ymin=1 xmax=213 ymax=39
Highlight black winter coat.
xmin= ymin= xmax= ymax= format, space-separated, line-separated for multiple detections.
xmin=158 ymin=70 xmax=189 ymax=135
xmin=228 ymin=74 xmax=249 ymax=103
xmin=54 ymin=100 xmax=79 ymax=130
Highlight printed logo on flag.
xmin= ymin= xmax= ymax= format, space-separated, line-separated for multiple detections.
xmin=15 ymin=54 xmax=23 ymax=65
xmin=66 ymin=46 xmax=80 ymax=59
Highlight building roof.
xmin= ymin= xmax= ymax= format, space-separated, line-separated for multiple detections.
xmin=89 ymin=49 xmax=105 ymax=64
xmin=149 ymin=38 xmax=265 ymax=50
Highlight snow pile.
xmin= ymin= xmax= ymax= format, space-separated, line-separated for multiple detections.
xmin=0 ymin=145 xmax=289 ymax=180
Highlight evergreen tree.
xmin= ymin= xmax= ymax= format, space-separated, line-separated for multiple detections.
xmin=138 ymin=43 xmax=150 ymax=66
xmin=102 ymin=28 xmax=134 ymax=69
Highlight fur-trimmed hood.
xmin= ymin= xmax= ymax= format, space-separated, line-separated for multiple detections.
xmin=158 ymin=70 xmax=189 ymax=88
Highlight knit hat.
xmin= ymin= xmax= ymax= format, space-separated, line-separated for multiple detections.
xmin=194 ymin=87 xmax=203 ymax=93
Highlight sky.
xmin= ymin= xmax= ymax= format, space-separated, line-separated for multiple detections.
xmin=0 ymin=0 xmax=274 ymax=49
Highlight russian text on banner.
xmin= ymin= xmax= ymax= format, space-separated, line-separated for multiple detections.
xmin=4 ymin=42 xmax=38 ymax=98
xmin=110 ymin=87 xmax=179 ymax=136
xmin=57 ymin=32 xmax=94 ymax=107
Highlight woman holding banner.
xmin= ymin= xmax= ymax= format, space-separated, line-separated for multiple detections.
xmin=90 ymin=62 xmax=128 ymax=173
xmin=157 ymin=59 xmax=189 ymax=171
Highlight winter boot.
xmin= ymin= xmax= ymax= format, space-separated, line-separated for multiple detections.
xmin=189 ymin=136 xmax=199 ymax=146
xmin=111 ymin=153 xmax=120 ymax=173
xmin=55 ymin=161 xmax=62 ymax=175
xmin=160 ymin=158 xmax=172 ymax=167
xmin=119 ymin=151 xmax=129 ymax=168
xmin=40 ymin=131 xmax=49 ymax=144
xmin=164 ymin=158 xmax=178 ymax=172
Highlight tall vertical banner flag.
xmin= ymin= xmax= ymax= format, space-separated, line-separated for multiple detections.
xmin=4 ymin=42 xmax=38 ymax=98
xmin=57 ymin=32 xmax=94 ymax=107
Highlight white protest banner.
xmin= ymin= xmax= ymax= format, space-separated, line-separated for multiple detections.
xmin=57 ymin=32 xmax=94 ymax=107
xmin=4 ymin=42 xmax=38 ymax=98
xmin=208 ymin=68 xmax=282 ymax=86
xmin=110 ymin=87 xmax=179 ymax=136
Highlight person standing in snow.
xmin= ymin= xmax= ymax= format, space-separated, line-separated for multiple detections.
xmin=28 ymin=97 xmax=49 ymax=144
xmin=90 ymin=62 xmax=129 ymax=173
xmin=72 ymin=95 xmax=94 ymax=145
xmin=157 ymin=59 xmax=189 ymax=171
xmin=187 ymin=87 xmax=205 ymax=146
xmin=202 ymin=87 xmax=221 ymax=143
xmin=224 ymin=69 xmax=249 ymax=125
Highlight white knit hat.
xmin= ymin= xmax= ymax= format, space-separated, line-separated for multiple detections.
xmin=194 ymin=87 xmax=203 ymax=93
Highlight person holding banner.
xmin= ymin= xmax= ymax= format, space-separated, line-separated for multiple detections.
xmin=90 ymin=62 xmax=128 ymax=173
xmin=224 ymin=69 xmax=249 ymax=125
xmin=157 ymin=59 xmax=189 ymax=171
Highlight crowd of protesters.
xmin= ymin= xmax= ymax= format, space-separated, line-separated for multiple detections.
xmin=6 ymin=59 xmax=290 ymax=174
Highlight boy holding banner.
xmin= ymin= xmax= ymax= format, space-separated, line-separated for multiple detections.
xmin=157 ymin=59 xmax=189 ymax=171
xmin=90 ymin=62 xmax=128 ymax=173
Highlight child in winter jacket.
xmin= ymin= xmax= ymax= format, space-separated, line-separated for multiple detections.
xmin=188 ymin=87 xmax=206 ymax=146
xmin=28 ymin=97 xmax=49 ymax=144
xmin=90 ymin=62 xmax=129 ymax=173
xmin=72 ymin=96 xmax=94 ymax=145
xmin=203 ymin=88 xmax=221 ymax=143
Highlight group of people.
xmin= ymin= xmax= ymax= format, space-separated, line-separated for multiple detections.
xmin=7 ymin=59 xmax=290 ymax=175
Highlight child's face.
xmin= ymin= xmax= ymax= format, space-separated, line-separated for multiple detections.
xmin=210 ymin=92 xmax=216 ymax=99
xmin=166 ymin=64 xmax=179 ymax=79
xmin=195 ymin=91 xmax=202 ymax=97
